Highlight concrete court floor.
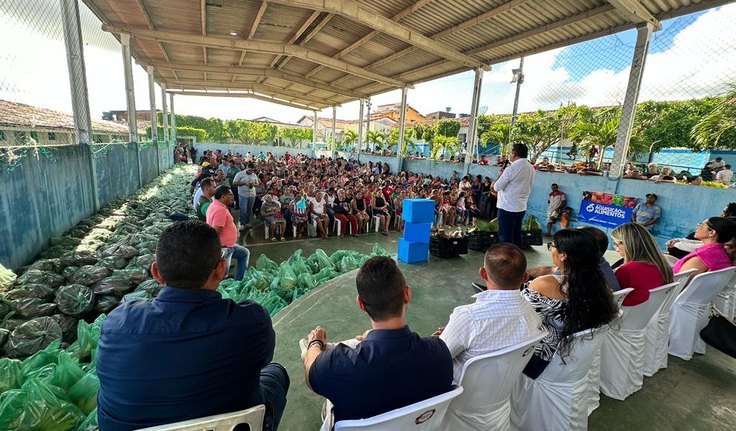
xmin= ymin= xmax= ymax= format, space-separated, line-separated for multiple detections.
xmin=244 ymin=231 xmax=736 ymax=431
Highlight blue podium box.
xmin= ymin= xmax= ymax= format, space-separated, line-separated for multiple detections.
xmin=398 ymin=238 xmax=429 ymax=264
xmin=402 ymin=222 xmax=432 ymax=243
xmin=402 ymin=199 xmax=436 ymax=223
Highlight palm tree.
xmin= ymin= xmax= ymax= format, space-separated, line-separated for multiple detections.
xmin=430 ymin=135 xmax=461 ymax=160
xmin=366 ymin=130 xmax=386 ymax=151
xmin=480 ymin=123 xmax=512 ymax=156
xmin=691 ymin=89 xmax=736 ymax=148
xmin=570 ymin=108 xmax=646 ymax=169
xmin=342 ymin=130 xmax=358 ymax=151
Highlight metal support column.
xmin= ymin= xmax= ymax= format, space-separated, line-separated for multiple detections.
xmin=169 ymin=93 xmax=176 ymax=143
xmin=312 ymin=111 xmax=319 ymax=151
xmin=147 ymin=66 xmax=160 ymax=176
xmin=60 ymin=0 xmax=98 ymax=209
xmin=121 ymin=33 xmax=142 ymax=187
xmin=465 ymin=68 xmax=484 ymax=170
xmin=161 ymin=83 xmax=169 ymax=143
xmin=332 ymin=106 xmax=337 ymax=156
xmin=357 ymin=99 xmax=364 ymax=158
xmin=397 ymin=86 xmax=408 ymax=172
xmin=610 ymin=24 xmax=654 ymax=178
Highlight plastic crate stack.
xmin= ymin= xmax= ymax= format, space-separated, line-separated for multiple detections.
xmin=398 ymin=199 xmax=435 ymax=264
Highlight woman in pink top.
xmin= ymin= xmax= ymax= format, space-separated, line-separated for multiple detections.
xmin=673 ymin=217 xmax=736 ymax=276
xmin=611 ymin=223 xmax=674 ymax=306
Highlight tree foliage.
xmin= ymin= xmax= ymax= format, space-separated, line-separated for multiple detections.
xmin=691 ymin=90 xmax=736 ymax=150
xmin=430 ymin=135 xmax=461 ymax=159
xmin=434 ymin=119 xmax=461 ymax=138
xmin=280 ymin=127 xmax=312 ymax=147
xmin=409 ymin=123 xmax=434 ymax=142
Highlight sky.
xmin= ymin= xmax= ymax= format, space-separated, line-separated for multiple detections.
xmin=1 ymin=2 xmax=735 ymax=125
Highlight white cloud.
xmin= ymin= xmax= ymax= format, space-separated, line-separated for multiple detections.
xmin=1 ymin=3 xmax=735 ymax=124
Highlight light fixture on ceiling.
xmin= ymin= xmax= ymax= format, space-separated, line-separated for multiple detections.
xmin=229 ymin=31 xmax=238 ymax=36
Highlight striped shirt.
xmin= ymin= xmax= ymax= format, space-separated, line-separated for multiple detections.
xmin=440 ymin=289 xmax=545 ymax=382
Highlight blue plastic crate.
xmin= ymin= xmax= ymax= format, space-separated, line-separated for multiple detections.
xmin=403 ymin=222 xmax=432 ymax=243
xmin=398 ymin=238 xmax=429 ymax=264
xmin=402 ymin=199 xmax=436 ymax=224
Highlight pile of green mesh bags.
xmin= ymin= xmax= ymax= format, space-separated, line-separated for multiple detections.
xmin=218 ymin=244 xmax=392 ymax=315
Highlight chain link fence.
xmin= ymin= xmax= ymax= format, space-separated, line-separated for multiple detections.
xmin=472 ymin=5 xmax=736 ymax=178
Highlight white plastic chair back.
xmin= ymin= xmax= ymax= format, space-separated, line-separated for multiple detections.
xmin=713 ymin=272 xmax=736 ymax=320
xmin=136 ymin=405 xmax=265 ymax=431
xmin=669 ymin=266 xmax=736 ymax=360
xmin=612 ymin=287 xmax=634 ymax=309
xmin=586 ymin=289 xmax=631 ymax=415
xmin=442 ymin=333 xmax=545 ymax=431
xmin=511 ymin=327 xmax=607 ymax=431
xmin=332 ymin=385 xmax=463 ymax=431
xmin=600 ymin=282 xmax=676 ymax=400
xmin=643 ymin=269 xmax=696 ymax=376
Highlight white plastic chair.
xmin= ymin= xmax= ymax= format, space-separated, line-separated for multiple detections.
xmin=600 ymin=282 xmax=677 ymax=400
xmin=712 ymin=272 xmax=736 ymax=321
xmin=511 ymin=326 xmax=608 ymax=431
xmin=371 ymin=215 xmax=382 ymax=233
xmin=642 ymin=269 xmax=697 ymax=376
xmin=669 ymin=266 xmax=736 ymax=360
xmin=329 ymin=385 xmax=463 ymax=431
xmin=136 ymin=405 xmax=265 ymax=431
xmin=441 ymin=333 xmax=545 ymax=431
xmin=587 ymin=288 xmax=632 ymax=415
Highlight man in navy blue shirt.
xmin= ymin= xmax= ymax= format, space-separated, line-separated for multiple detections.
xmin=96 ymin=221 xmax=289 ymax=431
xmin=303 ymin=256 xmax=453 ymax=425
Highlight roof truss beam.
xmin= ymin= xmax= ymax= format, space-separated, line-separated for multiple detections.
xmin=304 ymin=0 xmax=434 ymax=79
xmin=268 ymin=0 xmax=485 ymax=68
xmin=606 ymin=0 xmax=661 ymax=30
xmin=150 ymin=61 xmax=366 ymax=98
xmin=133 ymin=0 xmax=172 ymax=63
xmin=166 ymin=90 xmax=322 ymax=110
xmin=103 ymin=25 xmax=405 ymax=87
xmin=275 ymin=12 xmax=334 ymax=71
xmin=167 ymin=80 xmax=341 ymax=105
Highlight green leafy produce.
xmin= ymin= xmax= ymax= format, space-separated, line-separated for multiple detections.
xmin=60 ymin=251 xmax=98 ymax=268
xmin=4 ymin=284 xmax=56 ymax=301
xmin=92 ymin=276 xmax=133 ymax=296
xmin=134 ymin=280 xmax=163 ymax=297
xmin=112 ymin=268 xmax=148 ymax=285
xmin=62 ymin=266 xmax=79 ymax=281
xmin=523 ymin=214 xmax=542 ymax=231
xmin=50 ymin=314 xmax=79 ymax=344
xmin=70 ymin=265 xmax=110 ymax=286
xmin=5 ymin=317 xmax=63 ymax=359
xmin=55 ymin=285 xmax=96 ymax=317
xmin=93 ymin=295 xmax=120 ymax=314
xmin=256 ymin=255 xmax=278 ymax=273
xmin=27 ymin=259 xmax=63 ymax=274
xmin=50 ymin=352 xmax=84 ymax=391
xmin=371 ymin=244 xmax=391 ymax=257
xmin=94 ymin=256 xmax=129 ymax=271
xmin=68 ymin=372 xmax=99 ymax=415
xmin=9 ymin=298 xmax=58 ymax=319
xmin=95 ymin=244 xmax=138 ymax=260
xmin=0 ymin=357 xmax=24 ymax=393
xmin=76 ymin=408 xmax=98 ymax=431
xmin=0 ymin=377 xmax=84 ymax=431
xmin=122 ymin=291 xmax=153 ymax=303
xmin=15 ymin=270 xmax=65 ymax=288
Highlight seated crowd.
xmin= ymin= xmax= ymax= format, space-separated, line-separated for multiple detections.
xmin=93 ymin=147 xmax=736 ymax=430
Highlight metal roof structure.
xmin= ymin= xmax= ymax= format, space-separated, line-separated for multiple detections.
xmin=85 ymin=0 xmax=733 ymax=111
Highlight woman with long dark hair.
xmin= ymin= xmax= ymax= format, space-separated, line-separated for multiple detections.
xmin=522 ymin=229 xmax=618 ymax=378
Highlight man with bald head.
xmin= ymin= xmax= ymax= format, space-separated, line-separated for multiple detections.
xmin=435 ymin=243 xmax=545 ymax=381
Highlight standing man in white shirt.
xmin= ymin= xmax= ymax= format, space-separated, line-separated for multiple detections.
xmin=434 ymin=243 xmax=544 ymax=382
xmin=492 ymin=143 xmax=535 ymax=247
xmin=232 ymin=163 xmax=260 ymax=230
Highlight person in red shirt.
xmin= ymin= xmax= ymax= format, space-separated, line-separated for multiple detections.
xmin=611 ymin=223 xmax=674 ymax=306
xmin=206 ymin=186 xmax=250 ymax=280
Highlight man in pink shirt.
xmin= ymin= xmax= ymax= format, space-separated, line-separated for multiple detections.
xmin=207 ymin=185 xmax=250 ymax=280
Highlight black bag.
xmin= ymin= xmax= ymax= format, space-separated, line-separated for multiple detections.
xmin=699 ymin=308 xmax=736 ymax=359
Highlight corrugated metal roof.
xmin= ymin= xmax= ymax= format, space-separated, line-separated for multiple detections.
xmin=83 ymin=0 xmax=732 ymax=110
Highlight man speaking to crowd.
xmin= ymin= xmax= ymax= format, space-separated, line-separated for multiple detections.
xmin=493 ymin=143 xmax=535 ymax=247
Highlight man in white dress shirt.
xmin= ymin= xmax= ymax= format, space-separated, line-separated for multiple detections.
xmin=492 ymin=143 xmax=535 ymax=247
xmin=436 ymin=243 xmax=544 ymax=381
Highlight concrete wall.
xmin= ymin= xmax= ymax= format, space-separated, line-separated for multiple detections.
xmin=1 ymin=143 xmax=175 ymax=269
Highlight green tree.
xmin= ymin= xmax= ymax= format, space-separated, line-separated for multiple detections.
xmin=480 ymin=123 xmax=512 ymax=155
xmin=515 ymin=104 xmax=591 ymax=161
xmin=571 ymin=107 xmax=647 ymax=168
xmin=280 ymin=127 xmax=312 ymax=147
xmin=366 ymin=130 xmax=387 ymax=150
xmin=430 ymin=135 xmax=461 ymax=160
xmin=634 ymin=99 xmax=720 ymax=153
xmin=409 ymin=123 xmax=434 ymax=143
xmin=691 ymin=90 xmax=736 ymax=149
xmin=434 ymin=119 xmax=461 ymax=138
xmin=341 ymin=130 xmax=358 ymax=150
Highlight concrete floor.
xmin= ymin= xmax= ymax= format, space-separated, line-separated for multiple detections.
xmin=244 ymin=230 xmax=736 ymax=431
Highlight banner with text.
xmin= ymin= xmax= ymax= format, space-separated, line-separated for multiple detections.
xmin=578 ymin=191 xmax=637 ymax=229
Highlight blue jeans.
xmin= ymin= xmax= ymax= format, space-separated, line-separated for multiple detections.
xmin=223 ymin=244 xmax=250 ymax=280
xmin=260 ymin=363 xmax=290 ymax=431
xmin=498 ymin=208 xmax=525 ymax=247
xmin=239 ymin=195 xmax=256 ymax=226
